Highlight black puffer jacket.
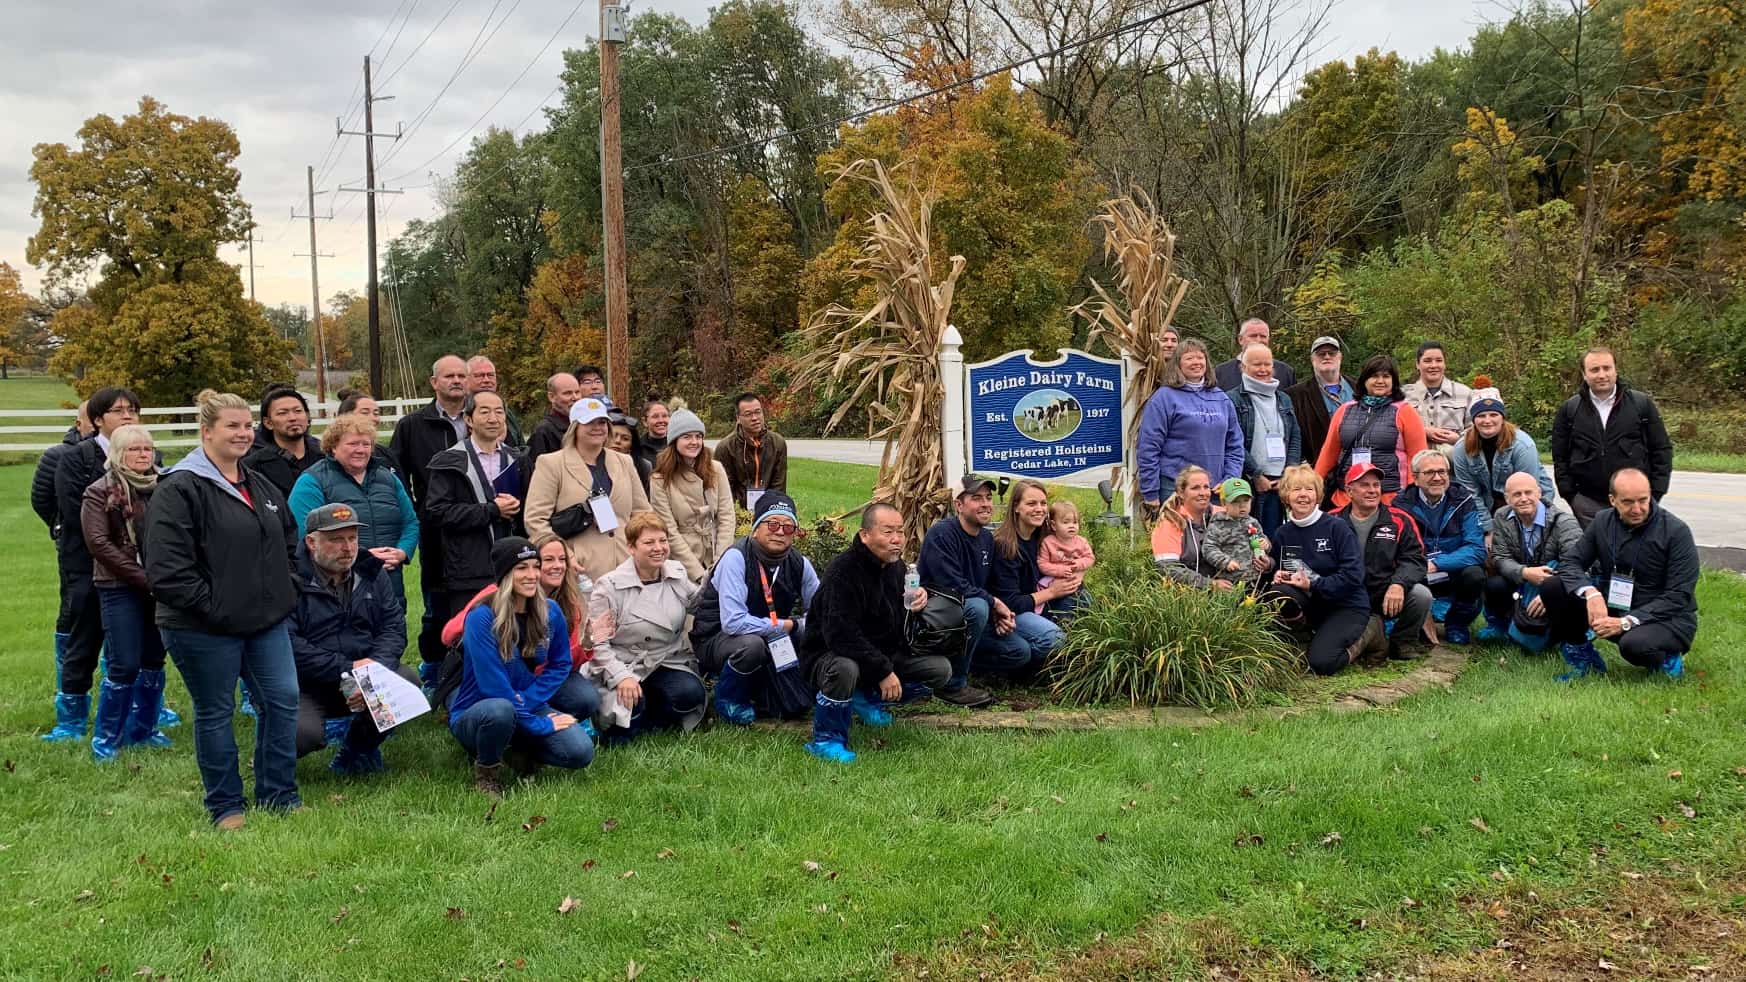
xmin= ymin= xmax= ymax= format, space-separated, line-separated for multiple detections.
xmin=800 ymin=536 xmax=909 ymax=681
xmin=54 ymin=438 xmax=111 ymax=572
xmin=241 ymin=428 xmax=324 ymax=497
xmin=144 ymin=450 xmax=299 ymax=636
xmin=32 ymin=427 xmax=83 ymax=538
xmin=1550 ymin=380 xmax=1672 ymax=502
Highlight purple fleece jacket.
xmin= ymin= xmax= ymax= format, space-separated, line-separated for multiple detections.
xmin=1137 ymin=383 xmax=1246 ymax=501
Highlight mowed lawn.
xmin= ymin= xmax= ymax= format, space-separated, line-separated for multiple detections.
xmin=3 ymin=446 xmax=1746 ymax=977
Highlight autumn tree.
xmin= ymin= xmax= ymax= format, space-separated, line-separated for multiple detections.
xmin=28 ymin=97 xmax=292 ymax=402
xmin=0 ymin=262 xmax=35 ymax=378
xmin=484 ymin=243 xmax=606 ymax=418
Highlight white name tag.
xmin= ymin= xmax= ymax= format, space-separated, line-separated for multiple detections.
xmin=1264 ymin=434 xmax=1287 ymax=464
xmin=768 ymin=633 xmax=798 ymax=671
xmin=1426 ymin=550 xmax=1448 ymax=584
xmin=1351 ymin=448 xmax=1372 ymax=467
xmin=746 ymin=488 xmax=766 ymax=513
xmin=1606 ymin=574 xmax=1634 ymax=612
xmin=589 ymin=494 xmax=619 ymax=534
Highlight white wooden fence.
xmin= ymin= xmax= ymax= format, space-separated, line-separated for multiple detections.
xmin=0 ymin=397 xmax=430 ymax=453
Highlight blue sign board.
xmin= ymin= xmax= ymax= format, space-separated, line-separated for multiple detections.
xmin=966 ymin=349 xmax=1124 ymax=481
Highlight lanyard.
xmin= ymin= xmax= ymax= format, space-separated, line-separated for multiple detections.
xmin=1608 ymin=519 xmax=1646 ymax=575
xmin=748 ymin=436 xmax=763 ymax=491
xmin=757 ymin=560 xmax=781 ymax=626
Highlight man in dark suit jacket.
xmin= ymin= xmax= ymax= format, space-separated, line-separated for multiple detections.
xmin=1213 ymin=318 xmax=1297 ymax=391
xmin=1284 ymin=336 xmax=1354 ymax=466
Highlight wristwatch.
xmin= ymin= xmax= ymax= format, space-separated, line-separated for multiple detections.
xmin=1621 ymin=616 xmax=1638 ymax=632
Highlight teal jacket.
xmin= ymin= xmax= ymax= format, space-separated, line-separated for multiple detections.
xmin=288 ymin=455 xmax=420 ymax=560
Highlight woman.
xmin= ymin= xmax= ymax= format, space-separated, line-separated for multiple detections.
xmin=79 ymin=424 xmax=171 ymax=760
xmin=585 ymin=512 xmax=705 ymax=740
xmin=524 ymin=397 xmax=650 ymax=581
xmin=649 ymin=409 xmax=735 ymax=582
xmin=608 ymin=410 xmax=653 ymax=495
xmin=1137 ymin=338 xmax=1245 ymax=516
xmin=1313 ymin=353 xmax=1428 ymax=507
xmin=1451 ymin=395 xmax=1555 ymax=531
xmin=1265 ymin=464 xmax=1374 ymax=676
xmin=984 ymin=481 xmax=1072 ymax=675
xmin=442 ymin=534 xmax=599 ymax=672
xmin=449 ymin=537 xmax=597 ymax=796
xmin=637 ymin=399 xmax=670 ymax=473
xmin=1158 ymin=328 xmax=1179 ymax=363
xmin=287 ymin=413 xmax=420 ymax=603
xmin=1151 ymin=466 xmax=1235 ymax=589
xmin=145 ymin=390 xmax=302 ymax=829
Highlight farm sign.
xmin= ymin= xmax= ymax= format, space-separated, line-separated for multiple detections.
xmin=965 ymin=349 xmax=1124 ymax=481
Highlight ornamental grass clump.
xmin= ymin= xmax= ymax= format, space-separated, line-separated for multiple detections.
xmin=1049 ymin=542 xmax=1302 ymax=710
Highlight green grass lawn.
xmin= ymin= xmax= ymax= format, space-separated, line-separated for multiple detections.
xmin=0 ymin=375 xmax=76 ymax=412
xmin=4 ymin=457 xmax=1746 ymax=979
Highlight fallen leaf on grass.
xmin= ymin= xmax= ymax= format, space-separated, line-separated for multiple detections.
xmin=1669 ymin=770 xmax=1683 ymax=781
xmin=522 ymin=815 xmax=547 ymax=832
xmin=331 ymin=906 xmax=349 ymax=924
xmin=1401 ymin=897 xmax=1420 ymax=909
xmin=4 ymin=759 xmax=16 ymax=773
xmin=601 ymin=818 xmax=620 ymax=833
xmin=1237 ymin=786 xmax=1254 ymax=798
xmin=200 ymin=946 xmax=215 ymax=971
xmin=1049 ymin=794 xmax=1065 ymax=805
xmin=619 ymin=870 xmax=636 ymax=880
xmin=1679 ymin=802 xmax=1697 ymax=819
xmin=558 ymin=896 xmax=580 ymax=915
xmin=1232 ymin=833 xmax=1264 ymax=848
xmin=74 ymin=890 xmax=96 ymax=904
xmin=1469 ymin=816 xmax=1493 ymax=834
xmin=1319 ymin=831 xmax=1342 ymax=848
xmin=1622 ymin=871 xmax=1644 ymax=880
xmin=1095 ymin=832 xmax=1109 ymax=843
xmin=626 ymin=959 xmax=642 ymax=979
xmin=802 ymin=860 xmax=822 ymax=873
xmin=1734 ymin=766 xmax=1746 ymax=777
xmin=726 ymin=919 xmax=742 ymax=934
xmin=1598 ymin=957 xmax=1617 ymax=970
xmin=656 ymin=848 xmax=675 ymax=860
xmin=581 ymin=859 xmax=597 ymax=871
xmin=445 ymin=906 xmax=466 ymax=921
xmin=484 ymin=801 xmax=498 ymax=823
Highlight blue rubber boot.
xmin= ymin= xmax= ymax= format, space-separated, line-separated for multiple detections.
xmin=125 ymin=669 xmax=173 ymax=748
xmin=157 ymin=704 xmax=182 ymax=728
xmin=41 ymin=691 xmax=90 ymax=742
xmin=90 ymin=679 xmax=132 ymax=761
xmin=237 ymin=677 xmax=259 ymax=718
xmin=1659 ymin=653 xmax=1684 ymax=680
xmin=804 ymin=692 xmax=857 ymax=763
xmin=1556 ymin=640 xmax=1607 ymax=682
xmin=323 ymin=717 xmax=350 ymax=748
xmin=1476 ymin=613 xmax=1509 ymax=643
xmin=1444 ymin=602 xmax=1477 ymax=645
xmin=850 ymin=690 xmax=893 ymax=726
xmin=331 ymin=745 xmax=386 ymax=776
xmin=712 ymin=663 xmax=757 ymax=726
xmin=418 ymin=661 xmax=441 ymax=700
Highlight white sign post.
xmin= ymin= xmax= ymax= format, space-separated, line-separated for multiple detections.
xmin=938 ymin=324 xmax=966 ymax=490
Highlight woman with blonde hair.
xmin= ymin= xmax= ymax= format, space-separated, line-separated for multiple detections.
xmin=1264 ymin=464 xmax=1374 ymax=676
xmin=1150 ymin=466 xmax=1233 ymax=589
xmin=287 ymin=413 xmax=420 ymax=604
xmin=650 ymin=409 xmax=735 ymax=582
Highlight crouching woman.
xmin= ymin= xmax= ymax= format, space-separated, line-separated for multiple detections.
xmin=584 ymin=513 xmax=706 ymax=741
xmin=448 ymin=537 xmax=597 ymax=796
xmin=1264 ymin=464 xmax=1374 ymax=676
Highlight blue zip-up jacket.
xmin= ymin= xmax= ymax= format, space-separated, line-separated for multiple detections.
xmin=1269 ymin=511 xmax=1369 ymax=612
xmin=450 ymin=598 xmax=572 ymax=737
xmin=1137 ymin=383 xmax=1246 ymax=501
xmin=916 ymin=516 xmax=995 ymax=603
xmin=1449 ymin=431 xmax=1555 ymax=531
xmin=1394 ymin=483 xmax=1486 ymax=573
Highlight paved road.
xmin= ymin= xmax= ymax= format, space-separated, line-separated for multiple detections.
xmin=786 ymin=438 xmax=1746 ymax=555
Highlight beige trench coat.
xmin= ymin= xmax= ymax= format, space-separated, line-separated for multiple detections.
xmin=650 ymin=461 xmax=736 ymax=582
xmin=523 ymin=444 xmax=651 ymax=580
xmin=583 ymin=557 xmax=703 ymax=731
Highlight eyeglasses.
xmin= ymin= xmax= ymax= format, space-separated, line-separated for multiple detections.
xmin=762 ymin=521 xmax=798 ymax=535
xmin=1419 ymin=468 xmax=1450 ymax=478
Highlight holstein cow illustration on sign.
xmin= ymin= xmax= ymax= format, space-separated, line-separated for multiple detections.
xmin=967 ymin=349 xmax=1124 ymax=481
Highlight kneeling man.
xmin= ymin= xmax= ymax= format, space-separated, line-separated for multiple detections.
xmin=1482 ymin=471 xmax=1585 ymax=655
xmin=289 ymin=504 xmax=416 ymax=774
xmin=1333 ymin=463 xmax=1432 ymax=658
xmin=799 ymin=502 xmax=944 ymax=762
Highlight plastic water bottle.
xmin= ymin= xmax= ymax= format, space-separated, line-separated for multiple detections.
xmin=576 ymin=571 xmax=593 ymax=604
xmin=903 ymin=563 xmax=922 ymax=607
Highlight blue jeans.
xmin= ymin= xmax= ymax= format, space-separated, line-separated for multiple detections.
xmin=96 ymin=586 xmax=165 ymax=685
xmin=973 ymin=610 xmax=1064 ymax=677
xmin=451 ymin=673 xmax=597 ymax=768
xmin=954 ymin=597 xmax=993 ymax=688
xmin=1250 ymin=488 xmax=1283 ymax=540
xmin=163 ymin=622 xmax=301 ymax=822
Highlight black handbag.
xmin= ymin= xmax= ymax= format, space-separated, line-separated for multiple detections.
xmin=906 ymin=589 xmax=968 ymax=662
xmin=550 ymin=502 xmax=593 ymax=539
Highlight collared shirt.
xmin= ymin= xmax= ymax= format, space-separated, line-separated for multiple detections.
xmin=1513 ymin=501 xmax=1547 ymax=558
xmin=1589 ymin=388 xmax=1617 ymax=427
xmin=1320 ymin=380 xmax=1351 ymax=414
xmin=95 ymin=433 xmax=111 ymax=456
xmin=441 ymin=407 xmax=467 ymax=441
xmin=471 ymin=439 xmax=503 ymax=483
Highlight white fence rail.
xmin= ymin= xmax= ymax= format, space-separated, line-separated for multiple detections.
xmin=0 ymin=398 xmax=429 ymax=452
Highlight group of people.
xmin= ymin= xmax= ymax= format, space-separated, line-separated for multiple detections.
xmin=1138 ymin=321 xmax=1698 ymax=682
xmin=28 ymin=323 xmax=1703 ymax=828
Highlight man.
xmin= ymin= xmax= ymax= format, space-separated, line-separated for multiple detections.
xmin=1223 ymin=343 xmax=1302 ymax=534
xmin=1550 ymin=347 xmax=1673 ymax=527
xmin=287 ymin=503 xmax=414 ymax=775
xmin=715 ymin=392 xmax=788 ymax=511
xmin=1213 ymin=318 xmax=1297 ymax=391
xmin=389 ymin=354 xmax=469 ymax=684
xmin=1552 ymin=469 xmax=1699 ymax=680
xmin=914 ymin=475 xmax=1012 ymax=708
xmin=1285 ymin=336 xmax=1354 ymax=465
xmin=242 ymin=385 xmax=323 ymax=496
xmin=32 ymin=400 xmax=92 ymax=538
xmin=1401 ymin=341 xmax=1476 ymax=450
xmin=424 ymin=390 xmax=526 ymax=626
xmin=1394 ymin=450 xmax=1486 ymax=644
xmin=1482 ymin=471 xmax=1585 ymax=653
xmin=690 ymin=493 xmax=820 ymax=725
xmin=798 ymin=502 xmax=946 ymax=762
xmin=465 ymin=355 xmax=524 ymax=448
xmin=526 ymin=372 xmax=581 ymax=463
xmin=44 ymin=387 xmax=142 ymax=741
xmin=574 ymin=364 xmax=607 ymax=398
xmin=1333 ymin=462 xmax=1432 ymax=658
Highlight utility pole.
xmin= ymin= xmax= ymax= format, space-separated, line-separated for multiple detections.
xmin=293 ymin=166 xmax=335 ymax=402
xmin=339 ymin=55 xmax=401 ymax=399
xmin=599 ymin=4 xmax=630 ymax=407
xmin=242 ymin=232 xmax=265 ymax=302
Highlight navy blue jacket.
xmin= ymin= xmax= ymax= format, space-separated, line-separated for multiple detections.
xmin=916 ymin=516 xmax=995 ymax=603
xmin=1270 ymin=512 xmax=1370 ymax=613
xmin=1394 ymin=483 xmax=1486 ymax=573
xmin=287 ymin=549 xmax=408 ymax=692
xmin=989 ymin=529 xmax=1045 ymax=614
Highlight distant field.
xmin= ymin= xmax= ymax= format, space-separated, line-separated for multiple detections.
xmin=0 ymin=375 xmax=77 ymax=412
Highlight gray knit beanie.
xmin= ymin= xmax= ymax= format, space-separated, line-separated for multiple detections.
xmin=666 ymin=408 xmax=706 ymax=444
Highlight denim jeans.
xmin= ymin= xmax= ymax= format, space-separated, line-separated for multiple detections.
xmin=1250 ymin=489 xmax=1283 ymax=541
xmin=972 ymin=610 xmax=1064 ymax=677
xmin=164 ymin=622 xmax=301 ymax=822
xmin=96 ymin=586 xmax=165 ymax=685
xmin=451 ymin=673 xmax=597 ymax=769
xmin=951 ymin=597 xmax=993 ymax=688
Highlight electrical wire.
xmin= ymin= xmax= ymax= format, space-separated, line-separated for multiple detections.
xmin=378 ymin=0 xmax=527 ymax=171
xmin=378 ymin=0 xmax=469 ymax=88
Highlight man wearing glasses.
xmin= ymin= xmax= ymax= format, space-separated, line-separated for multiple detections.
xmin=1393 ymin=449 xmax=1487 ymax=645
xmin=714 ymin=392 xmax=788 ymax=513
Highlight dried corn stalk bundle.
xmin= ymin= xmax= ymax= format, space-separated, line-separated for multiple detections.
xmin=1071 ymin=188 xmax=1192 ymax=513
xmin=792 ymin=159 xmax=965 ymax=557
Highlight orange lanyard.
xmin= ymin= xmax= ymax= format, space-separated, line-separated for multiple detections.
xmin=757 ymin=561 xmax=781 ymax=626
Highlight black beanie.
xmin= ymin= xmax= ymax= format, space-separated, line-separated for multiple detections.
xmin=490 ymin=536 xmax=539 ymax=582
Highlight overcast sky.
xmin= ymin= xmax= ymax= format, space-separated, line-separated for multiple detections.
xmin=1 ymin=0 xmax=1498 ymax=312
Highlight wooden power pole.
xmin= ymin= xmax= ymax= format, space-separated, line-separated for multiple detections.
xmin=600 ymin=4 xmax=630 ymax=407
xmin=339 ymin=56 xmax=400 ymax=399
xmin=295 ymin=165 xmax=335 ymax=403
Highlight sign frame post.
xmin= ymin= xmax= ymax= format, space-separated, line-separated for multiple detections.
xmin=938 ymin=325 xmax=966 ymax=491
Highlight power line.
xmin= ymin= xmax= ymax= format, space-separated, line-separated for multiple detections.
xmin=378 ymin=0 xmax=469 ymax=88
xmin=372 ymin=0 xmax=419 ymax=65
xmin=627 ymin=0 xmax=1217 ymax=174
xmin=378 ymin=0 xmax=527 ymax=171
xmin=396 ymin=82 xmax=564 ymax=191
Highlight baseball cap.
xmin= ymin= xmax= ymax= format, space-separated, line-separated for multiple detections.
xmin=1344 ymin=461 xmax=1382 ymax=485
xmin=953 ymin=473 xmax=997 ymax=498
xmin=305 ymin=502 xmax=368 ymax=535
xmin=1310 ymin=336 xmax=1342 ymax=353
xmin=1219 ymin=478 xmax=1253 ymax=502
xmin=569 ymin=397 xmax=611 ymax=425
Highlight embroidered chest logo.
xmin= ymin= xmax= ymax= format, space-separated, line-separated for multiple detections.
xmin=264 ymin=499 xmax=279 ymax=514
xmin=1314 ymin=537 xmax=1330 ymax=552
xmin=1374 ymin=524 xmax=1396 ymax=542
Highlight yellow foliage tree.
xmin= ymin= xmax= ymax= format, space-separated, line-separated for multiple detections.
xmin=1452 ymin=108 xmax=1545 ymax=216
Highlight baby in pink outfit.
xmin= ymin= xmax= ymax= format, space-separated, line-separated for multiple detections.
xmin=1038 ymin=501 xmax=1095 ymax=619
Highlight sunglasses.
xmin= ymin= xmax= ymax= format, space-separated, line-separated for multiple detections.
xmin=762 ymin=521 xmax=798 ymax=535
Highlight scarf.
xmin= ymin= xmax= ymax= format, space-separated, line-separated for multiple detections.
xmin=105 ymin=465 xmax=158 ymax=551
xmin=1359 ymin=393 xmax=1391 ymax=409
xmin=1241 ymin=375 xmax=1280 ymax=396
xmin=1288 ymin=507 xmax=1323 ymax=528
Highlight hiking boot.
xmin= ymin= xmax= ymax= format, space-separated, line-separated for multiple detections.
xmin=473 ymin=762 xmax=506 ymax=797
xmin=935 ymin=683 xmax=994 ymax=708
xmin=1348 ymin=616 xmax=1388 ymax=667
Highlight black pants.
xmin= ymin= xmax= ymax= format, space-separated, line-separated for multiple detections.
xmin=56 ymin=565 xmax=105 ymax=695
xmin=699 ymin=625 xmax=809 ymax=675
xmin=1617 ymin=624 xmax=1687 ymax=668
xmin=1267 ymin=584 xmax=1372 ymax=677
xmin=294 ymin=661 xmax=422 ymax=758
xmin=620 ymin=667 xmax=706 ymax=735
xmin=1533 ymin=575 xmax=1605 ymax=648
xmin=1428 ymin=564 xmax=1484 ymax=608
xmin=810 ymin=651 xmax=953 ymax=700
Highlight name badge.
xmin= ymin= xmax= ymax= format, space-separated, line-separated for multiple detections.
xmin=746 ymin=488 xmax=766 ymax=513
xmin=1264 ymin=434 xmax=1287 ymax=464
xmin=768 ymin=633 xmax=798 ymax=671
xmin=589 ymin=494 xmax=619 ymax=534
xmin=1606 ymin=574 xmax=1634 ymax=612
xmin=1350 ymin=448 xmax=1372 ymax=467
xmin=1425 ymin=549 xmax=1448 ymax=584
